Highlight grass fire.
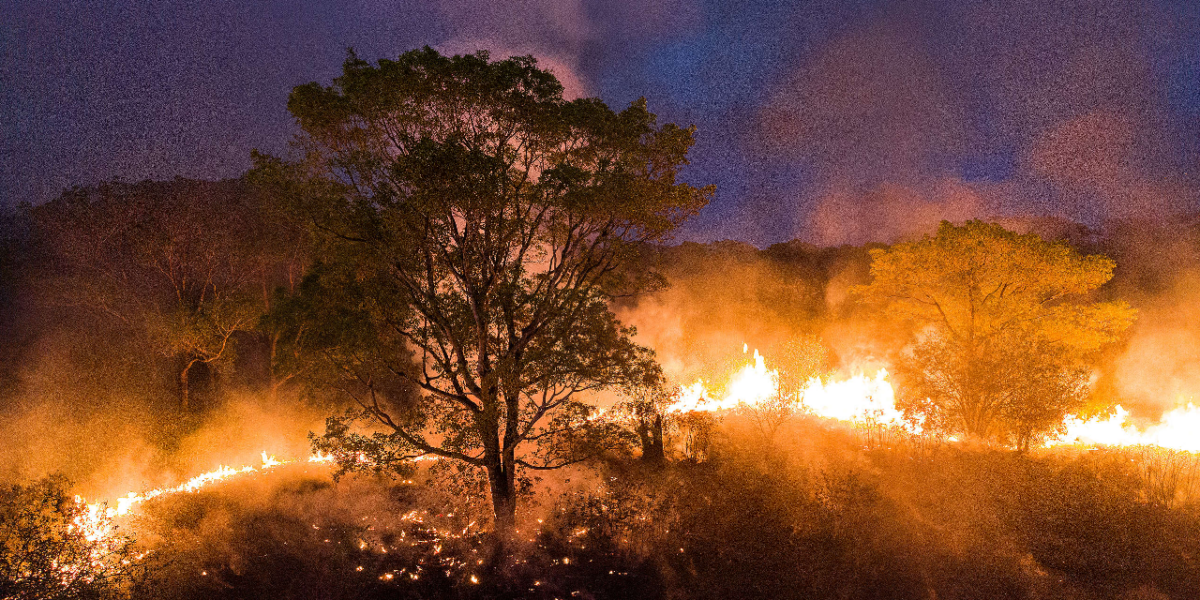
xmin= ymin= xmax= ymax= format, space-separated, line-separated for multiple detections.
xmin=7 ymin=7 xmax=1200 ymax=599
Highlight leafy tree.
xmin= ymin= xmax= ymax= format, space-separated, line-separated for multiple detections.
xmin=261 ymin=48 xmax=710 ymax=534
xmin=27 ymin=180 xmax=306 ymax=409
xmin=0 ymin=476 xmax=141 ymax=600
xmin=856 ymin=221 xmax=1135 ymax=447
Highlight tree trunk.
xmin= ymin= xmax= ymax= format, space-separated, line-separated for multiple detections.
xmin=484 ymin=453 xmax=518 ymax=571
xmin=638 ymin=414 xmax=666 ymax=466
xmin=487 ymin=464 xmax=517 ymax=533
xmin=267 ymin=332 xmax=280 ymax=403
xmin=481 ymin=417 xmax=517 ymax=538
xmin=179 ymin=357 xmax=202 ymax=411
xmin=179 ymin=362 xmax=191 ymax=411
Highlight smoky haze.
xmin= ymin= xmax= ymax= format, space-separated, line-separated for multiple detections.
xmin=744 ymin=0 xmax=1200 ymax=245
xmin=7 ymin=0 xmax=1200 ymax=246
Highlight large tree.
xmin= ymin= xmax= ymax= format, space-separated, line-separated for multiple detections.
xmin=856 ymin=221 xmax=1135 ymax=447
xmin=262 ymin=48 xmax=709 ymax=533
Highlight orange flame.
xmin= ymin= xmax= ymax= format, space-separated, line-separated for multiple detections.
xmin=1050 ymin=403 xmax=1200 ymax=452
xmin=669 ymin=344 xmax=1200 ymax=452
xmin=669 ymin=347 xmax=909 ymax=429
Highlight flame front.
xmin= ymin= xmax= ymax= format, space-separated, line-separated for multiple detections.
xmin=1052 ymin=403 xmax=1200 ymax=452
xmin=64 ymin=346 xmax=1200 ymax=570
xmin=668 ymin=344 xmax=1200 ymax=453
xmin=75 ymin=451 xmax=339 ymax=543
xmin=669 ymin=347 xmax=908 ymax=429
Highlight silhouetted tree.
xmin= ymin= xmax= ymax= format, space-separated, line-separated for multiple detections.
xmin=615 ymin=362 xmax=675 ymax=465
xmin=260 ymin=48 xmax=710 ymax=535
xmin=27 ymin=180 xmax=306 ymax=409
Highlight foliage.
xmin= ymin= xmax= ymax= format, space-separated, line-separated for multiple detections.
xmin=856 ymin=221 xmax=1136 ymax=446
xmin=25 ymin=179 xmax=307 ymax=409
xmin=0 ymin=476 xmax=141 ymax=600
xmin=258 ymin=47 xmax=710 ymax=531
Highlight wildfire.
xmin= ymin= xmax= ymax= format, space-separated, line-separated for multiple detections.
xmin=668 ymin=344 xmax=1200 ymax=453
xmin=75 ymin=451 xmax=337 ymax=542
xmin=52 ymin=344 xmax=1200 ymax=589
xmin=669 ymin=347 xmax=908 ymax=429
xmin=670 ymin=349 xmax=780 ymax=413
xmin=69 ymin=448 xmax=479 ymax=585
xmin=1051 ymin=403 xmax=1200 ymax=452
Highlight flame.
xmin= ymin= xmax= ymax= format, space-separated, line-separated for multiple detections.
xmin=75 ymin=451 xmax=340 ymax=542
xmin=669 ymin=347 xmax=908 ymax=429
xmin=801 ymin=369 xmax=904 ymax=426
xmin=1050 ymin=403 xmax=1200 ymax=452
xmin=666 ymin=344 xmax=1200 ymax=452
xmin=670 ymin=349 xmax=778 ymax=413
xmin=59 ymin=343 xmax=1200 ymax=583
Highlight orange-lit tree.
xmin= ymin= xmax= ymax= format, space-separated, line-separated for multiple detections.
xmin=856 ymin=221 xmax=1135 ymax=448
xmin=0 ymin=476 xmax=142 ymax=599
xmin=259 ymin=48 xmax=709 ymax=535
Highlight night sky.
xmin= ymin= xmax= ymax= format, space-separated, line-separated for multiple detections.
xmin=5 ymin=0 xmax=1200 ymax=245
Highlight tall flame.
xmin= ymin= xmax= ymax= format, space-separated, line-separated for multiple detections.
xmin=668 ymin=344 xmax=1200 ymax=452
xmin=1051 ymin=403 xmax=1200 ymax=452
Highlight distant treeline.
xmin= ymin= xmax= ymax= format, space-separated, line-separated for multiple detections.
xmin=2 ymin=176 xmax=1199 ymax=420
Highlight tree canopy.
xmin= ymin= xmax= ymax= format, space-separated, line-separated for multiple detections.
xmin=856 ymin=221 xmax=1136 ymax=447
xmin=259 ymin=48 xmax=711 ymax=533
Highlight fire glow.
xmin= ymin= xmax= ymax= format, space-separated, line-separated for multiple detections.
xmin=70 ymin=347 xmax=1200 ymax=553
xmin=668 ymin=348 xmax=906 ymax=429
xmin=74 ymin=452 xmax=336 ymax=542
xmin=1052 ymin=403 xmax=1200 ymax=452
xmin=669 ymin=346 xmax=1200 ymax=453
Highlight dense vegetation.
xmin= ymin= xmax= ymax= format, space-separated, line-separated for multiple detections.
xmin=5 ymin=179 xmax=1200 ymax=598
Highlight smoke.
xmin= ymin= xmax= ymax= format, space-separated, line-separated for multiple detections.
xmin=434 ymin=0 xmax=593 ymax=98
xmin=431 ymin=0 xmax=701 ymax=100
xmin=615 ymin=241 xmax=882 ymax=385
xmin=1026 ymin=109 xmax=1191 ymax=222
xmin=754 ymin=0 xmax=1200 ymax=245
xmin=1098 ymin=221 xmax=1200 ymax=418
xmin=806 ymin=179 xmax=993 ymax=246
xmin=0 ymin=313 xmax=330 ymax=500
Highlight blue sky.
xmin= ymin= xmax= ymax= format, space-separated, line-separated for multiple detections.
xmin=4 ymin=0 xmax=1199 ymax=245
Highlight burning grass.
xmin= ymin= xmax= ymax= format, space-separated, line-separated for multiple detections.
xmin=13 ymin=348 xmax=1200 ymax=599
xmin=10 ymin=421 xmax=1199 ymax=600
